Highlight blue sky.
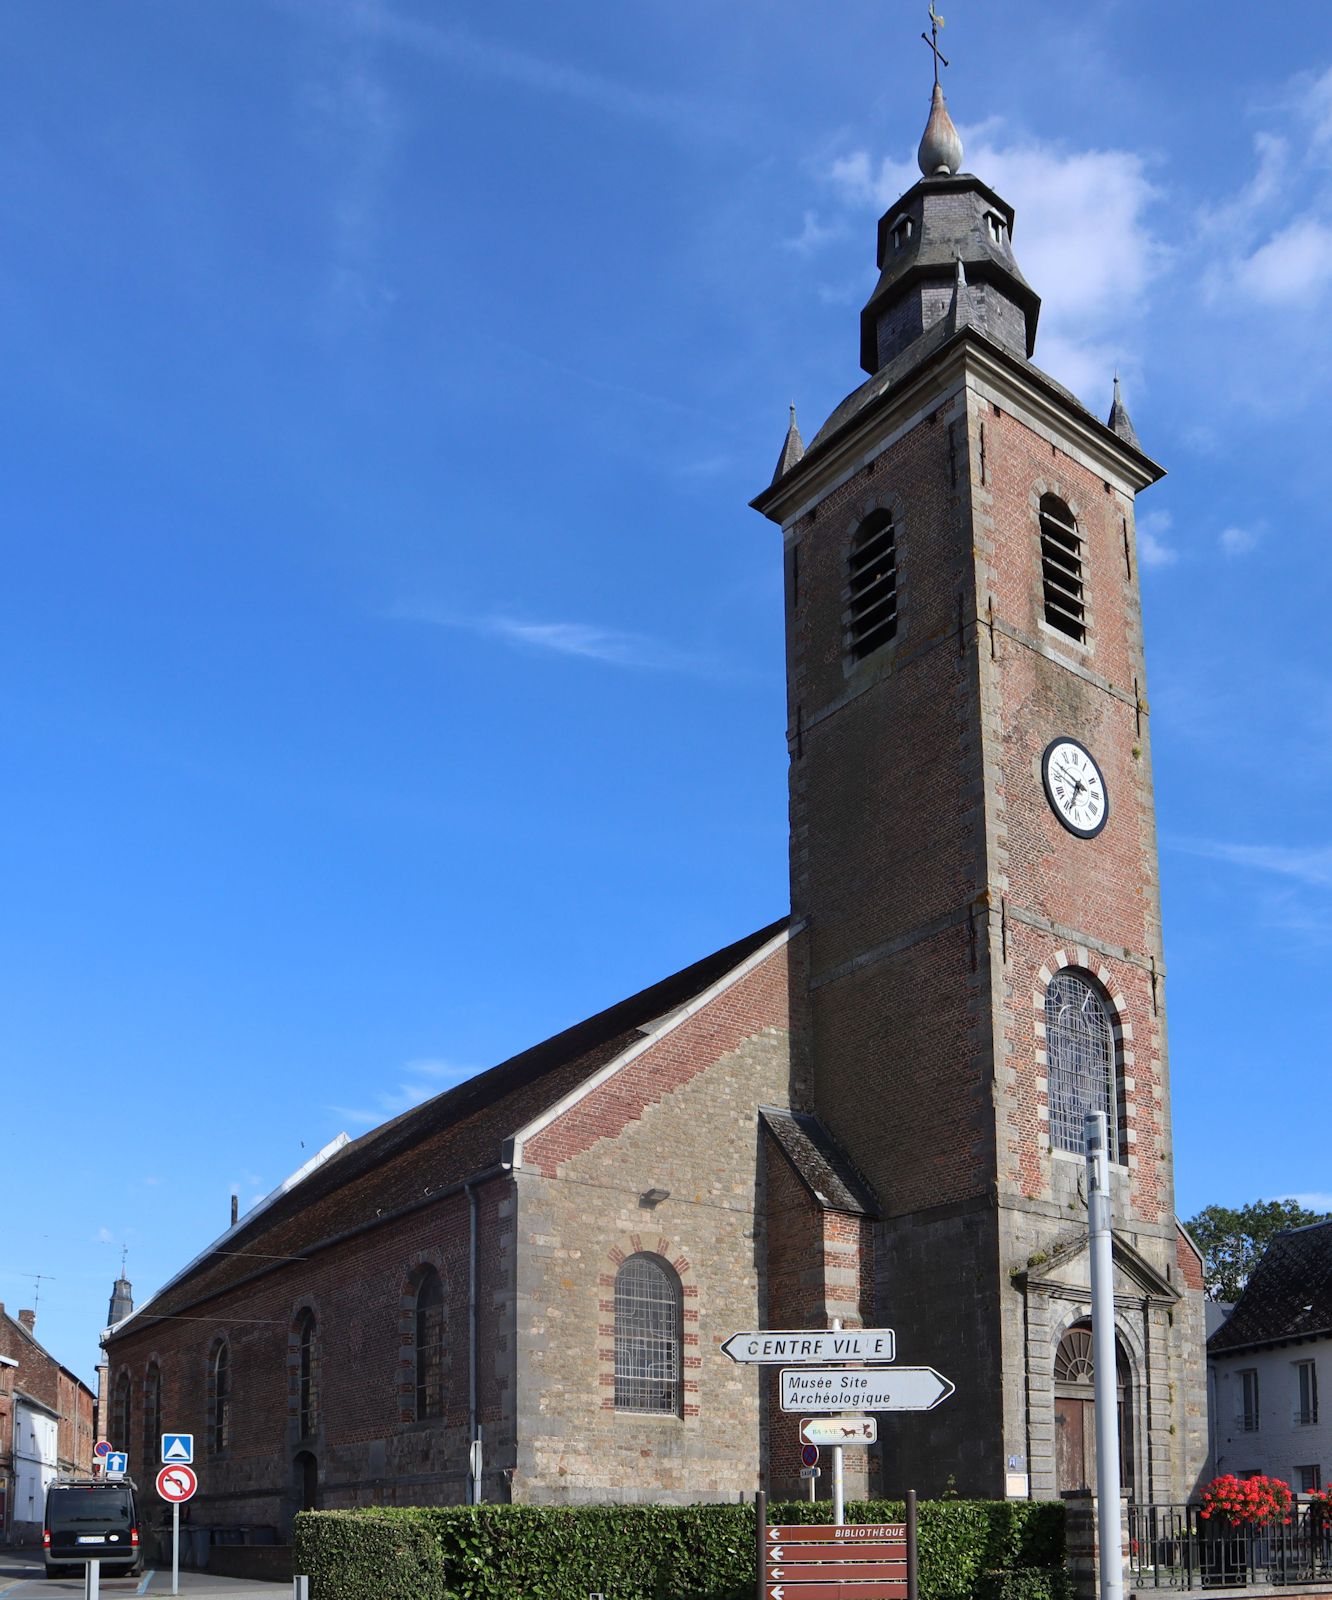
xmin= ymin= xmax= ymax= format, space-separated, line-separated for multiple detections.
xmin=4 ymin=0 xmax=1332 ymax=1388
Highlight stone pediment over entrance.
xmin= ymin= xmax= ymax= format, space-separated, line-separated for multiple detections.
xmin=1014 ymin=1229 xmax=1179 ymax=1307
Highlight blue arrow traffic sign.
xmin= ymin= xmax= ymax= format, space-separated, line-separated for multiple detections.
xmin=104 ymin=1452 xmax=128 ymax=1476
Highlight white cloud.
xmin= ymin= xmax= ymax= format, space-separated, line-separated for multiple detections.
xmin=1229 ymin=216 xmax=1332 ymax=307
xmin=93 ymin=1226 xmax=115 ymax=1245
xmin=1136 ymin=508 xmax=1178 ymax=568
xmin=823 ymin=130 xmax=1166 ymax=403
xmin=1277 ymin=1191 xmax=1332 ymax=1213
xmin=1180 ymin=839 xmax=1332 ymax=889
xmin=1220 ymin=524 xmax=1259 ymax=557
xmin=328 ymin=1057 xmax=475 ymax=1130
xmin=394 ymin=604 xmax=713 ymax=673
xmin=784 ymin=210 xmax=844 ymax=255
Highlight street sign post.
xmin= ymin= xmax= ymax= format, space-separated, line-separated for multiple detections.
xmin=721 ymin=1329 xmax=896 ymax=1364
xmin=780 ymin=1366 xmax=954 ymax=1413
xmin=161 ymin=1433 xmax=194 ymax=1465
xmin=762 ymin=1517 xmax=912 ymax=1600
xmin=800 ymin=1416 xmax=878 ymax=1446
xmin=157 ymin=1465 xmax=198 ymax=1599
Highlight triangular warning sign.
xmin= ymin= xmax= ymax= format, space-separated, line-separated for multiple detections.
xmin=163 ymin=1437 xmax=191 ymax=1462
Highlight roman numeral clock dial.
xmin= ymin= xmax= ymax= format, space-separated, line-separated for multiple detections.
xmin=1041 ymin=737 xmax=1109 ymax=839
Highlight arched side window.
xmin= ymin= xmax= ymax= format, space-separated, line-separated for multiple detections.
xmin=111 ymin=1370 xmax=132 ymax=1454
xmin=614 ymin=1253 xmax=681 ymax=1416
xmin=1054 ymin=1320 xmax=1134 ymax=1497
xmin=1046 ymin=969 xmax=1121 ymax=1160
xmin=210 ymin=1341 xmax=231 ymax=1452
xmin=846 ymin=510 xmax=898 ymax=661
xmin=142 ymin=1364 xmax=161 ymax=1470
xmin=414 ymin=1269 xmax=445 ymax=1421
xmin=1039 ymin=495 xmax=1086 ymax=643
xmin=296 ymin=1310 xmax=318 ymax=1437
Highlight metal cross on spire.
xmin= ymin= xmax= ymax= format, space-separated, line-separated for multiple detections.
xmin=921 ymin=5 xmax=950 ymax=87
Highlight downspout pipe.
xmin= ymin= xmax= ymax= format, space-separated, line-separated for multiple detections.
xmin=467 ymin=1179 xmax=480 ymax=1505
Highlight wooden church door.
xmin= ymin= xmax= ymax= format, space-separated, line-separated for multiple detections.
xmin=1054 ymin=1324 xmax=1134 ymax=1499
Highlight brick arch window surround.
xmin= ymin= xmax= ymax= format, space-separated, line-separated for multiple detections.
xmin=846 ymin=509 xmax=899 ymax=661
xmin=414 ymin=1268 xmax=445 ymax=1421
xmin=614 ymin=1252 xmax=683 ymax=1415
xmin=1044 ymin=968 xmax=1124 ymax=1161
xmin=142 ymin=1363 xmax=162 ymax=1470
xmin=209 ymin=1340 xmax=231 ymax=1452
xmin=111 ymin=1369 xmax=131 ymax=1453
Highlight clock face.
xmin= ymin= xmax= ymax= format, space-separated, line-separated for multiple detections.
xmin=1041 ymin=737 xmax=1109 ymax=838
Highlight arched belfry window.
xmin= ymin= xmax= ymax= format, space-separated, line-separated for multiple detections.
xmin=1040 ymin=495 xmax=1086 ymax=642
xmin=847 ymin=510 xmax=898 ymax=660
xmin=614 ymin=1253 xmax=681 ymax=1415
xmin=414 ymin=1269 xmax=445 ymax=1421
xmin=1046 ymin=970 xmax=1121 ymax=1160
xmin=210 ymin=1341 xmax=231 ymax=1452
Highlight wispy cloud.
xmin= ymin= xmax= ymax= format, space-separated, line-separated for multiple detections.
xmin=393 ymin=604 xmax=717 ymax=673
xmin=1178 ymin=839 xmax=1332 ymax=889
xmin=92 ymin=1227 xmax=115 ymax=1245
xmin=1278 ymin=1191 xmax=1332 ymax=1213
xmin=328 ymin=1057 xmax=475 ymax=1130
xmin=784 ymin=211 xmax=845 ymax=256
xmin=1220 ymin=524 xmax=1260 ymax=558
xmin=1136 ymin=508 xmax=1178 ymax=568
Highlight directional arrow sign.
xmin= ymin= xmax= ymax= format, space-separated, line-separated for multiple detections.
xmin=722 ymin=1328 xmax=895 ymax=1364
xmin=780 ymin=1365 xmax=954 ymax=1413
xmin=768 ymin=1587 xmax=903 ymax=1600
xmin=800 ymin=1415 xmax=878 ymax=1445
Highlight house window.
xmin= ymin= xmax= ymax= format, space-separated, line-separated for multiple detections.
xmin=1045 ymin=970 xmax=1120 ymax=1160
xmin=847 ymin=510 xmax=898 ymax=661
xmin=1295 ymin=1360 xmax=1318 ymax=1426
xmin=1040 ymin=495 xmax=1086 ymax=643
xmin=890 ymin=215 xmax=914 ymax=251
xmin=414 ymin=1269 xmax=445 ymax=1421
xmin=1298 ymin=1464 xmax=1322 ymax=1492
xmin=1238 ymin=1369 xmax=1259 ymax=1432
xmin=111 ymin=1371 xmax=131 ymax=1454
xmin=211 ymin=1342 xmax=231 ymax=1452
xmin=614 ymin=1253 xmax=681 ymax=1416
xmin=142 ymin=1364 xmax=161 ymax=1470
xmin=296 ymin=1310 xmax=319 ymax=1437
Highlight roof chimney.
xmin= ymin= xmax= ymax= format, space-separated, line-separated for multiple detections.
xmin=231 ymin=1193 xmax=239 ymax=1226
xmin=18 ymin=1309 xmax=36 ymax=1332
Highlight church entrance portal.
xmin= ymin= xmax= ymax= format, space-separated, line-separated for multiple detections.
xmin=1054 ymin=1323 xmax=1134 ymax=1499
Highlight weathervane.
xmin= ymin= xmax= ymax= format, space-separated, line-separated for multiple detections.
xmin=921 ymin=5 xmax=950 ymax=87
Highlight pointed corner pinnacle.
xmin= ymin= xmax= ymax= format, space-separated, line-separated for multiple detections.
xmin=772 ymin=404 xmax=806 ymax=484
xmin=947 ymin=250 xmax=973 ymax=334
xmin=918 ymin=82 xmax=964 ymax=177
xmin=1107 ymin=374 xmax=1142 ymax=452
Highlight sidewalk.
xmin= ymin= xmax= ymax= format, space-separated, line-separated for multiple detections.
xmin=0 ymin=1551 xmax=293 ymax=1599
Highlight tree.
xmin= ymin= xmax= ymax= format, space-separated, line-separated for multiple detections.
xmin=1183 ymin=1199 xmax=1332 ymax=1302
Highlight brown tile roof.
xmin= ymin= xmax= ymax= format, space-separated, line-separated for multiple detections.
xmin=1207 ymin=1218 xmax=1332 ymax=1355
xmin=112 ymin=918 xmax=788 ymax=1337
xmin=760 ymin=1107 xmax=878 ymax=1216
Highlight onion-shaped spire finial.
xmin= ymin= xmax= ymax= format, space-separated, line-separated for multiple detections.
xmin=918 ymin=82 xmax=963 ymax=176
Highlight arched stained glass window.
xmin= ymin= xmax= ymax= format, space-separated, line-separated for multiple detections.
xmin=296 ymin=1310 xmax=318 ymax=1437
xmin=211 ymin=1342 xmax=231 ymax=1452
xmin=1046 ymin=970 xmax=1120 ymax=1160
xmin=415 ymin=1269 xmax=445 ymax=1421
xmin=614 ymin=1253 xmax=681 ymax=1415
xmin=142 ymin=1364 xmax=161 ymax=1469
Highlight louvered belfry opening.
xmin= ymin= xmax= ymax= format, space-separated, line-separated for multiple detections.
xmin=847 ymin=510 xmax=898 ymax=660
xmin=1040 ymin=495 xmax=1086 ymax=641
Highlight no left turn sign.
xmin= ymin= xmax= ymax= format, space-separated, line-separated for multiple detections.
xmin=156 ymin=1464 xmax=198 ymax=1503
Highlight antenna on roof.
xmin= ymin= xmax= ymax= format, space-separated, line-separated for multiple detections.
xmin=19 ymin=1271 xmax=55 ymax=1305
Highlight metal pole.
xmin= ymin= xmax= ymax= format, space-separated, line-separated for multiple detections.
xmin=1085 ymin=1110 xmax=1123 ymax=1600
xmin=830 ymin=1318 xmax=845 ymax=1525
xmin=906 ymin=1489 xmax=918 ymax=1600
xmin=172 ymin=1500 xmax=180 ymax=1596
xmin=755 ymin=1489 xmax=766 ymax=1600
xmin=84 ymin=1557 xmax=100 ymax=1600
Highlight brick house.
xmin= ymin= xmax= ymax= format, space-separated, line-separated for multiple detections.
xmin=0 ymin=1305 xmax=95 ymax=1543
xmin=103 ymin=76 xmax=1206 ymax=1531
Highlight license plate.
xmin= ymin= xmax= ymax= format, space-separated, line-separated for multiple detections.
xmin=77 ymin=1536 xmax=104 ymax=1544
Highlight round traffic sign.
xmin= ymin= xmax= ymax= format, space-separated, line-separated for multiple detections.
xmin=800 ymin=1442 xmax=820 ymax=1468
xmin=93 ymin=1441 xmax=110 ymax=1459
xmin=156 ymin=1464 xmax=198 ymax=1503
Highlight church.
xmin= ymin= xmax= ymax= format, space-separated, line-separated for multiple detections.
xmin=101 ymin=55 xmax=1208 ymax=1533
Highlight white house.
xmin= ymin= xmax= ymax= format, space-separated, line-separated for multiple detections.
xmin=1207 ymin=1218 xmax=1331 ymax=1494
xmin=12 ymin=1392 xmax=59 ymax=1543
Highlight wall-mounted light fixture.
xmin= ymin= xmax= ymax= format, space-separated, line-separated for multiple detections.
xmin=639 ymin=1187 xmax=671 ymax=1208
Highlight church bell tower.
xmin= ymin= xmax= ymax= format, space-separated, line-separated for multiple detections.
xmin=752 ymin=36 xmax=1207 ymax=1503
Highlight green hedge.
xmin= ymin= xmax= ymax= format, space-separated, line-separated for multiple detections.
xmin=294 ymin=1498 xmax=1066 ymax=1600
